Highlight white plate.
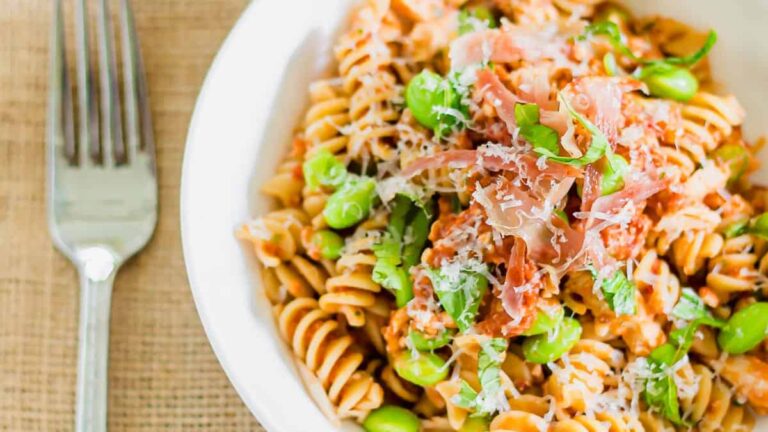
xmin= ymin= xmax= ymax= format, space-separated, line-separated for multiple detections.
xmin=180 ymin=1 xmax=768 ymax=431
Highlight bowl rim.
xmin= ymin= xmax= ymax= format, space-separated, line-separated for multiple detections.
xmin=180 ymin=2 xmax=283 ymax=431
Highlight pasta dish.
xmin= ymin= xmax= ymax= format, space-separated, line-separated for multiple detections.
xmin=239 ymin=0 xmax=768 ymax=430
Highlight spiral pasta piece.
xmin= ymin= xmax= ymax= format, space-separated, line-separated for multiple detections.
xmin=335 ymin=0 xmax=403 ymax=161
xmin=680 ymin=362 xmax=755 ymax=432
xmin=706 ymin=234 xmax=763 ymax=300
xmin=681 ymin=92 xmax=746 ymax=152
xmin=669 ymin=231 xmax=724 ymax=276
xmin=239 ymin=209 xmax=309 ymax=267
xmin=303 ymin=80 xmax=351 ymax=158
xmin=319 ymin=217 xmax=387 ymax=326
xmin=276 ymin=297 xmax=383 ymax=417
xmin=544 ymin=340 xmax=624 ymax=416
xmin=260 ymin=158 xmax=305 ymax=208
xmin=489 ymin=395 xmax=551 ymax=432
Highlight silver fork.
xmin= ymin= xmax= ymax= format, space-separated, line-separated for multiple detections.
xmin=47 ymin=0 xmax=157 ymax=430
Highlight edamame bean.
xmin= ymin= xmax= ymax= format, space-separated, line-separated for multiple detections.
xmin=363 ymin=405 xmax=420 ymax=432
xmin=600 ymin=152 xmax=629 ymax=196
xmin=458 ymin=6 xmax=497 ymax=35
xmin=394 ymin=350 xmax=449 ymax=386
xmin=459 ymin=416 xmax=491 ymax=432
xmin=750 ymin=213 xmax=768 ymax=239
xmin=405 ymin=71 xmax=458 ymax=133
xmin=639 ymin=64 xmax=698 ymax=102
xmin=718 ymin=302 xmax=768 ymax=354
xmin=302 ymin=149 xmax=347 ymax=189
xmin=522 ymin=302 xmax=564 ymax=336
xmin=522 ymin=317 xmax=582 ymax=364
xmin=309 ymin=230 xmax=344 ymax=260
xmin=323 ymin=177 xmax=378 ymax=229
xmin=713 ymin=143 xmax=749 ymax=183
xmin=409 ymin=329 xmax=454 ymax=351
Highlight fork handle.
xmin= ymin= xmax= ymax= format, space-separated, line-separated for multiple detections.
xmin=75 ymin=250 xmax=119 ymax=432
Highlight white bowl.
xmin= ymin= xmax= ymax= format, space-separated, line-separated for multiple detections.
xmin=180 ymin=1 xmax=768 ymax=431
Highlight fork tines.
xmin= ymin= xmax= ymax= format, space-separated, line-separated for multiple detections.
xmin=50 ymin=0 xmax=154 ymax=167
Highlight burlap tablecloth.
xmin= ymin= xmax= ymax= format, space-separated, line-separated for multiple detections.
xmin=0 ymin=1 xmax=266 ymax=430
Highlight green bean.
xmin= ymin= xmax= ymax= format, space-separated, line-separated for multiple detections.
xmin=718 ymin=302 xmax=768 ymax=354
xmin=323 ymin=176 xmax=378 ymax=229
xmin=522 ymin=303 xmax=565 ymax=336
xmin=302 ymin=149 xmax=347 ymax=189
xmin=600 ymin=152 xmax=629 ymax=196
xmin=309 ymin=230 xmax=344 ymax=260
xmin=394 ymin=350 xmax=449 ymax=387
xmin=639 ymin=63 xmax=698 ymax=102
xmin=409 ymin=329 xmax=454 ymax=351
xmin=750 ymin=213 xmax=768 ymax=239
xmin=458 ymin=416 xmax=491 ymax=432
xmin=405 ymin=71 xmax=459 ymax=135
xmin=522 ymin=317 xmax=582 ymax=364
xmin=713 ymin=143 xmax=750 ymax=183
xmin=363 ymin=405 xmax=420 ymax=432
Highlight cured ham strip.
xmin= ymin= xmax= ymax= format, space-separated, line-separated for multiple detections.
xmin=450 ymin=28 xmax=569 ymax=70
xmin=400 ymin=148 xmax=582 ymax=180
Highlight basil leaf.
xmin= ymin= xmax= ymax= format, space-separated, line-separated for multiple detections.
xmin=583 ymin=22 xmax=716 ymax=72
xmin=554 ymin=209 xmax=569 ymax=223
xmin=644 ymin=372 xmax=686 ymax=426
xmin=474 ymin=338 xmax=508 ymax=414
xmin=452 ymin=380 xmax=479 ymax=409
xmin=581 ymin=21 xmax=638 ymax=61
xmin=723 ymin=219 xmax=749 ymax=238
xmin=644 ymin=344 xmax=689 ymax=426
xmin=535 ymin=94 xmax=609 ymax=167
xmin=403 ymin=206 xmax=430 ymax=268
xmin=302 ymin=149 xmax=348 ymax=189
xmin=520 ymin=124 xmax=559 ymax=154
xmin=658 ymin=31 xmax=717 ymax=67
xmin=514 ymin=103 xmax=540 ymax=127
xmin=749 ymin=212 xmax=768 ymax=239
xmin=374 ymin=194 xmax=433 ymax=307
xmin=597 ymin=269 xmax=637 ymax=315
xmin=427 ymin=265 xmax=489 ymax=332
xmin=671 ymin=288 xmax=725 ymax=330
xmin=600 ymin=152 xmax=629 ymax=196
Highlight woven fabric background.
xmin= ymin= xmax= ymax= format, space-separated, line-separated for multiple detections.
xmin=0 ymin=0 xmax=266 ymax=430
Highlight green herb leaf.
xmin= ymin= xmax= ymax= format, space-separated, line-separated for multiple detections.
xmin=554 ymin=209 xmax=569 ymax=224
xmin=583 ymin=22 xmax=716 ymax=69
xmin=658 ymin=31 xmax=717 ymax=67
xmin=644 ymin=371 xmax=686 ymax=426
xmin=427 ymin=265 xmax=489 ymax=332
xmin=596 ymin=269 xmax=637 ymax=315
xmin=723 ymin=219 xmax=749 ymax=238
xmin=520 ymin=124 xmax=560 ymax=155
xmin=581 ymin=22 xmax=638 ymax=61
xmin=671 ymin=288 xmax=725 ymax=328
xmin=514 ymin=103 xmax=540 ymax=127
xmin=535 ymin=94 xmax=609 ymax=167
xmin=644 ymin=344 xmax=689 ymax=426
xmin=749 ymin=212 xmax=768 ymax=239
xmin=452 ymin=380 xmax=479 ymax=410
xmin=600 ymin=152 xmax=630 ymax=196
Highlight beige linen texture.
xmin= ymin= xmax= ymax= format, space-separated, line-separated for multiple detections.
xmin=0 ymin=0 xmax=267 ymax=430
